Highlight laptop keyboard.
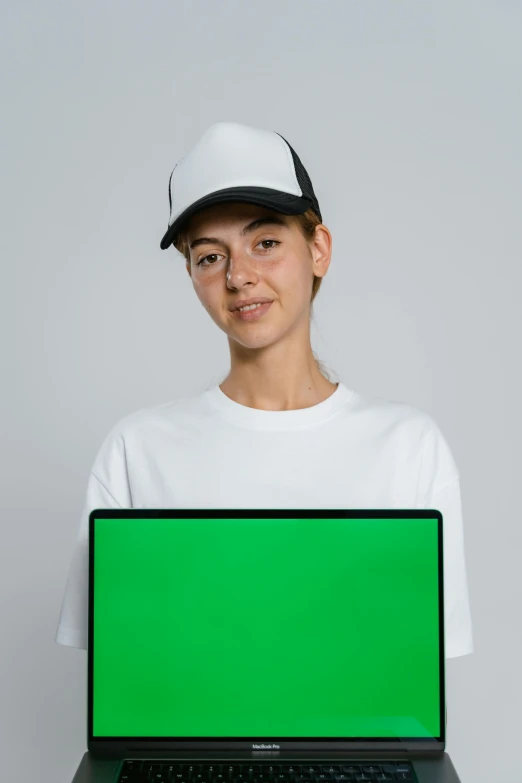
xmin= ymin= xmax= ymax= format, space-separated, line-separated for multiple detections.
xmin=117 ymin=761 xmax=416 ymax=782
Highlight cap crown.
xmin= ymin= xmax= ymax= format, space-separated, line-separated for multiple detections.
xmin=160 ymin=122 xmax=322 ymax=250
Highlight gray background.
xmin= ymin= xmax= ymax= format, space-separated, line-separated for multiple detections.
xmin=2 ymin=1 xmax=521 ymax=782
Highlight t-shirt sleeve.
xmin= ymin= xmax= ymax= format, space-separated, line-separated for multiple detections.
xmin=54 ymin=426 xmax=132 ymax=650
xmin=417 ymin=422 xmax=474 ymax=659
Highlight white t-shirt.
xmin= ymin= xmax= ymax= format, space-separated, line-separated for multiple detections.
xmin=55 ymin=380 xmax=473 ymax=658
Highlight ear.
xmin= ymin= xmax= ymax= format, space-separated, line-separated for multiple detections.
xmin=310 ymin=224 xmax=332 ymax=279
xmin=185 ymin=259 xmax=192 ymax=278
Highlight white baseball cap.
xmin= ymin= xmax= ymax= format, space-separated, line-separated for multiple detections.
xmin=160 ymin=121 xmax=323 ymax=250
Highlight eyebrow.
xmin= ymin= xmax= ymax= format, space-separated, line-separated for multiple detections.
xmin=188 ymin=216 xmax=289 ymax=251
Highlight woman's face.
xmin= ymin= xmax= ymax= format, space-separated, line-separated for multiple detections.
xmin=184 ymin=202 xmax=331 ymax=350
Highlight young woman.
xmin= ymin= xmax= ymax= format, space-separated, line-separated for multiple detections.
xmin=55 ymin=123 xmax=473 ymax=680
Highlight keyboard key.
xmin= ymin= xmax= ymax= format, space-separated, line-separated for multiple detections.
xmin=362 ymin=768 xmax=381 ymax=774
xmin=342 ymin=769 xmax=361 ymax=775
xmin=144 ymin=764 xmax=163 ymax=776
xmin=122 ymin=761 xmax=142 ymax=770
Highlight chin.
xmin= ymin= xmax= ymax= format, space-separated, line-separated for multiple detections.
xmin=226 ymin=326 xmax=280 ymax=350
xmin=233 ymin=333 xmax=277 ymax=349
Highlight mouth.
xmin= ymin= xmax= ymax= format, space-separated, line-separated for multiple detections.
xmin=232 ymin=301 xmax=273 ymax=321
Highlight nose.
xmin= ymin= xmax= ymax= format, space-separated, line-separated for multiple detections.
xmin=225 ymin=253 xmax=259 ymax=289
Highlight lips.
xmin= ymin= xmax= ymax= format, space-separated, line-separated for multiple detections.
xmin=230 ymin=297 xmax=273 ymax=311
xmin=232 ymin=301 xmax=273 ymax=321
xmin=235 ymin=302 xmax=266 ymax=312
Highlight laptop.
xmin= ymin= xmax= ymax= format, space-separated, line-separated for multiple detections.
xmin=69 ymin=508 xmax=463 ymax=783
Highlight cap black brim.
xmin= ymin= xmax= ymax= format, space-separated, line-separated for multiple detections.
xmin=159 ymin=186 xmax=314 ymax=250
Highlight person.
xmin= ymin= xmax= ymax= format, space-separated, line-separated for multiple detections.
xmin=55 ymin=122 xmax=474 ymax=684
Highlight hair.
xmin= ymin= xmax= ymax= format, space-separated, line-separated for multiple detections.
xmin=172 ymin=206 xmax=336 ymax=383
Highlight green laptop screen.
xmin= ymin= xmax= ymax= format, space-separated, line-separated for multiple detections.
xmin=91 ymin=515 xmax=442 ymax=739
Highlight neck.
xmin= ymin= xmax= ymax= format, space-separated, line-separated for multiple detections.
xmin=220 ymin=339 xmax=337 ymax=412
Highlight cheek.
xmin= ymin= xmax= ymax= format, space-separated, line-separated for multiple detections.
xmin=259 ymin=255 xmax=297 ymax=284
xmin=272 ymin=256 xmax=310 ymax=297
xmin=193 ymin=272 xmax=222 ymax=308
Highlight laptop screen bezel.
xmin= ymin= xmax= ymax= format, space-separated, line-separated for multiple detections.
xmin=87 ymin=509 xmax=445 ymax=753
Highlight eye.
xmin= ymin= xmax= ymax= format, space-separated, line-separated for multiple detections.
xmin=258 ymin=239 xmax=280 ymax=251
xmin=196 ymin=253 xmax=222 ymax=267
xmin=196 ymin=239 xmax=280 ymax=267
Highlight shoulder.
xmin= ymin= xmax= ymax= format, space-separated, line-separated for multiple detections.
xmin=349 ymin=387 xmax=437 ymax=441
xmin=350 ymin=388 xmax=459 ymax=491
xmin=108 ymin=390 xmax=208 ymax=434
xmin=369 ymin=393 xmax=463 ymax=498
xmin=88 ymin=393 xmax=200 ymax=473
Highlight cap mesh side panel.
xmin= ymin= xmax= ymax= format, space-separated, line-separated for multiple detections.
xmin=168 ymin=163 xmax=178 ymax=215
xmin=276 ymin=133 xmax=322 ymax=222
